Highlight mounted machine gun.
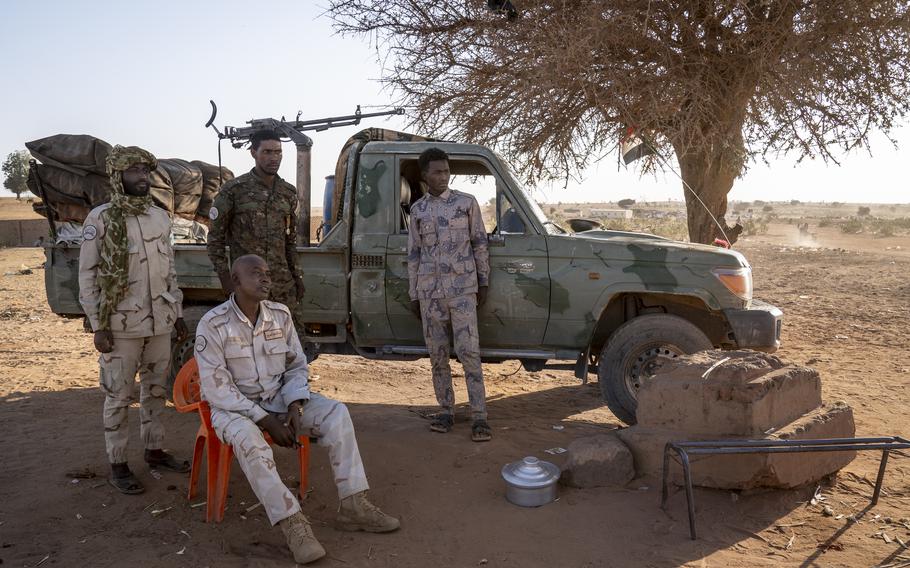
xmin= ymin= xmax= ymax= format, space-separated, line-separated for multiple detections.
xmin=204 ymin=101 xmax=404 ymax=244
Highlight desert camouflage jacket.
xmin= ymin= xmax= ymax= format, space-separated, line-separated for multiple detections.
xmin=195 ymin=296 xmax=310 ymax=423
xmin=407 ymin=189 xmax=490 ymax=301
xmin=78 ymin=203 xmax=183 ymax=337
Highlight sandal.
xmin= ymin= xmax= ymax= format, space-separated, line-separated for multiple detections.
xmin=108 ymin=472 xmax=145 ymax=495
xmin=471 ymin=420 xmax=492 ymax=442
xmin=429 ymin=414 xmax=454 ymax=433
xmin=145 ymin=451 xmax=190 ymax=473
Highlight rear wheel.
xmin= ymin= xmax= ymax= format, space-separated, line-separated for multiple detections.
xmin=597 ymin=314 xmax=712 ymax=425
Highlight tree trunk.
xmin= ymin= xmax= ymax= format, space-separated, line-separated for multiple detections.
xmin=674 ymin=144 xmax=741 ymax=245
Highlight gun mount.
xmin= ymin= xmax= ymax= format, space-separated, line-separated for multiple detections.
xmin=205 ymin=102 xmax=404 ymax=244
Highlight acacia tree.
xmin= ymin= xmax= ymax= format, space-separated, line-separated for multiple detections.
xmin=327 ymin=1 xmax=910 ymax=243
xmin=2 ymin=150 xmax=31 ymax=200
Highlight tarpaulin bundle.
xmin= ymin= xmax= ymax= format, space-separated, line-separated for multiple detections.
xmin=26 ymin=133 xmax=230 ymax=224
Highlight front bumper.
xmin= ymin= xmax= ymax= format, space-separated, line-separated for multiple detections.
xmin=723 ymin=299 xmax=783 ymax=352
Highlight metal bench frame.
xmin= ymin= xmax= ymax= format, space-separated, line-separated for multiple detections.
xmin=660 ymin=436 xmax=910 ymax=539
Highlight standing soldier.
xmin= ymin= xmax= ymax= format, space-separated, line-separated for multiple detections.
xmin=79 ymin=145 xmax=189 ymax=494
xmin=206 ymin=129 xmax=306 ymax=331
xmin=407 ymin=147 xmax=492 ymax=442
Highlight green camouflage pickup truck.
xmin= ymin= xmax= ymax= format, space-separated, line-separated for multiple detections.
xmin=42 ymin=131 xmax=782 ymax=424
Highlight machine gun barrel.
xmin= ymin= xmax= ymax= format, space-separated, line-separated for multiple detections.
xmin=225 ymin=106 xmax=404 ymax=143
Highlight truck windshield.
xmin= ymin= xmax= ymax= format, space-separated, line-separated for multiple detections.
xmin=494 ymin=152 xmax=567 ymax=234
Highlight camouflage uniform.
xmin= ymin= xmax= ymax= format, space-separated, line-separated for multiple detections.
xmin=195 ymin=297 xmax=369 ymax=526
xmin=407 ymin=189 xmax=490 ymax=420
xmin=206 ymin=169 xmax=303 ymax=329
xmin=78 ymin=146 xmax=183 ymax=463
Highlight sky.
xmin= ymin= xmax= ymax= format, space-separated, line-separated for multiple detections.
xmin=1 ymin=0 xmax=907 ymax=206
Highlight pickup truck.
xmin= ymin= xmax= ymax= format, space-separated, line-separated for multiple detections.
xmin=41 ymin=130 xmax=782 ymax=424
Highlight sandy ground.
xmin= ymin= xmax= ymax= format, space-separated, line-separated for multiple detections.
xmin=1 ymin=223 xmax=909 ymax=568
xmin=0 ymin=198 xmax=42 ymax=221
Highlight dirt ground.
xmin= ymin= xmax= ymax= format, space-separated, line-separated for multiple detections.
xmin=1 ymin=222 xmax=908 ymax=568
xmin=0 ymin=198 xmax=42 ymax=221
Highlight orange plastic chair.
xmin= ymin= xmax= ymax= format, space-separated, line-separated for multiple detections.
xmin=173 ymin=357 xmax=311 ymax=523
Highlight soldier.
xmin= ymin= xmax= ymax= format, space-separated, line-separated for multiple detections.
xmin=407 ymin=147 xmax=492 ymax=442
xmin=78 ymin=145 xmax=189 ymax=494
xmin=195 ymin=254 xmax=399 ymax=565
xmin=206 ymin=129 xmax=306 ymax=331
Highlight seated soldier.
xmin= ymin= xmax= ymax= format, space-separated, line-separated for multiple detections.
xmin=195 ymin=254 xmax=399 ymax=565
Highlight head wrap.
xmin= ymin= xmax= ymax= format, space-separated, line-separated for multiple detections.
xmin=97 ymin=145 xmax=157 ymax=330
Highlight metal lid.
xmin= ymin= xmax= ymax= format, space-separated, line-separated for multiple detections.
xmin=501 ymin=456 xmax=560 ymax=489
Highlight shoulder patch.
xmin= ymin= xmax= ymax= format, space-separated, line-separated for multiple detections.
xmin=195 ymin=335 xmax=207 ymax=352
xmin=209 ymin=207 xmax=219 ymax=220
xmin=82 ymin=225 xmax=97 ymax=241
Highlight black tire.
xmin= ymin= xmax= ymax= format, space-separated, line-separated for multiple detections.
xmin=166 ymin=335 xmax=196 ymax=399
xmin=164 ymin=305 xmax=214 ymax=398
xmin=597 ymin=314 xmax=712 ymax=425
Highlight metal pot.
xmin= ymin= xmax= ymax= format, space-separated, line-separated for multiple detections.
xmin=501 ymin=456 xmax=560 ymax=507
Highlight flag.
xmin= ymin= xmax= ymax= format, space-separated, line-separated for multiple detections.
xmin=620 ymin=126 xmax=656 ymax=165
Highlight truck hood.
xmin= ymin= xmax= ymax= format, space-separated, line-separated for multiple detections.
xmin=560 ymin=230 xmax=749 ymax=268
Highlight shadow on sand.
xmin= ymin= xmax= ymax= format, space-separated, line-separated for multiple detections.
xmin=0 ymin=383 xmax=896 ymax=568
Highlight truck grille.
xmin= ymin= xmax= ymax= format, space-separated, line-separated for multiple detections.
xmin=352 ymin=254 xmax=384 ymax=268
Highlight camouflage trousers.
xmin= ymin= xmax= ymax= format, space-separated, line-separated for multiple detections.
xmin=210 ymin=392 xmax=369 ymax=526
xmin=98 ymin=333 xmax=171 ymax=464
xmin=419 ymin=294 xmax=487 ymax=421
xmin=268 ymin=268 xmax=304 ymax=333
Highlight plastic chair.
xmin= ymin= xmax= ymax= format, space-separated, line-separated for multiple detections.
xmin=173 ymin=357 xmax=311 ymax=523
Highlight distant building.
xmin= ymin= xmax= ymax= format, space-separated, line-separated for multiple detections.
xmin=590 ymin=208 xmax=633 ymax=220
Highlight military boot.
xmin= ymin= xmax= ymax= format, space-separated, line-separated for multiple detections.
xmin=336 ymin=491 xmax=400 ymax=533
xmin=278 ymin=511 xmax=326 ymax=564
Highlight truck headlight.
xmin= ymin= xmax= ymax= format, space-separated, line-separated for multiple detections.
xmin=712 ymin=266 xmax=753 ymax=301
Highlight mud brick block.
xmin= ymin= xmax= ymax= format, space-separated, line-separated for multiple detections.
xmin=636 ymin=350 xmax=822 ymax=436
xmin=618 ymin=402 xmax=856 ymax=489
xmin=560 ymin=433 xmax=635 ymax=488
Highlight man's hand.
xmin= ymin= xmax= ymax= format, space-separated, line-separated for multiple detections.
xmin=477 ymin=285 xmax=489 ymax=308
xmin=93 ymin=330 xmax=114 ymax=353
xmin=257 ymin=414 xmax=297 ymax=448
xmin=217 ymin=270 xmax=234 ymax=296
xmin=287 ymin=399 xmax=308 ymax=440
xmin=409 ymin=300 xmax=422 ymax=318
xmin=295 ymin=275 xmax=306 ymax=302
xmin=174 ymin=318 xmax=188 ymax=342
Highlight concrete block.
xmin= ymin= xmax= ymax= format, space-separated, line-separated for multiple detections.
xmin=636 ymin=350 xmax=822 ymax=436
xmin=560 ymin=433 xmax=635 ymax=488
xmin=619 ymin=402 xmax=856 ymax=489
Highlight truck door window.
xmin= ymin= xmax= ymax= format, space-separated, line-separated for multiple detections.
xmin=397 ymin=157 xmax=497 ymax=232
xmin=497 ymin=191 xmax=526 ymax=235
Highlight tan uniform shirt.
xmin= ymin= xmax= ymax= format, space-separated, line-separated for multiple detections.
xmin=407 ymin=189 xmax=490 ymax=301
xmin=78 ymin=204 xmax=183 ymax=337
xmin=195 ymin=297 xmax=310 ymax=423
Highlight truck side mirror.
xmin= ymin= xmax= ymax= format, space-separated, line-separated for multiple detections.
xmin=488 ymin=233 xmax=505 ymax=247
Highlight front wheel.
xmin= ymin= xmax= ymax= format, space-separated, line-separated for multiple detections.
xmin=597 ymin=314 xmax=712 ymax=425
